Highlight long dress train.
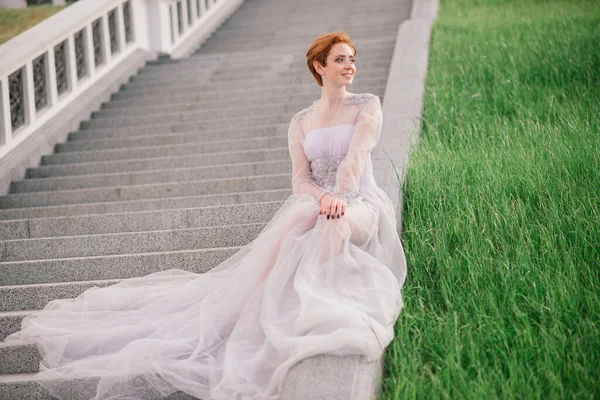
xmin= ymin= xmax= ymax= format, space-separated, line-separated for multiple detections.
xmin=3 ymin=92 xmax=407 ymax=400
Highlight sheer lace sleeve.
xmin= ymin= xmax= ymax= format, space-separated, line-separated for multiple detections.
xmin=287 ymin=114 xmax=329 ymax=202
xmin=333 ymin=94 xmax=382 ymax=201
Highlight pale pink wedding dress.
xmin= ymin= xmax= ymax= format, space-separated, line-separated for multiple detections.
xmin=4 ymin=92 xmax=407 ymax=400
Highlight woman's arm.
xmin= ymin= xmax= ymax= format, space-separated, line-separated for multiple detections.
xmin=287 ymin=116 xmax=330 ymax=202
xmin=333 ymin=94 xmax=383 ymax=201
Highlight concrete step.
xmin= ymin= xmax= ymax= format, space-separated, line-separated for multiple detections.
xmin=0 ymin=278 xmax=121 ymax=312
xmin=0 ymin=342 xmax=38 ymax=374
xmin=215 ymin=17 xmax=404 ymax=31
xmin=134 ymin=62 xmax=266 ymax=80
xmin=0 ymin=173 xmax=291 ymax=209
xmin=44 ymin=136 xmax=288 ymax=164
xmin=130 ymin=60 xmax=391 ymax=84
xmin=198 ymin=31 xmax=400 ymax=53
xmin=111 ymin=81 xmax=316 ymax=99
xmin=109 ymin=78 xmax=386 ymax=101
xmin=100 ymin=93 xmax=317 ymax=111
xmin=1 ymin=223 xmax=265 ymax=261
xmin=76 ymin=115 xmax=297 ymax=137
xmin=218 ymin=3 xmax=405 ymax=16
xmin=58 ymin=128 xmax=287 ymax=152
xmin=117 ymin=76 xmax=379 ymax=99
xmin=123 ymin=65 xmax=391 ymax=90
xmin=0 ymin=372 xmax=198 ymax=399
xmin=81 ymin=110 xmax=294 ymax=130
xmin=0 ymin=247 xmax=241 ymax=288
xmin=214 ymin=15 xmax=403 ymax=29
xmin=15 ymin=160 xmax=291 ymax=194
xmin=0 ymin=201 xmax=283 ymax=240
xmin=199 ymin=26 xmax=400 ymax=43
xmin=125 ymin=67 xmax=390 ymax=87
xmin=211 ymin=21 xmax=403 ymax=36
xmin=0 ymin=245 xmax=241 ymax=287
xmin=31 ymin=147 xmax=289 ymax=178
xmin=90 ymin=102 xmax=307 ymax=121
xmin=139 ymin=50 xmax=285 ymax=68
xmin=124 ymin=73 xmax=384 ymax=94
xmin=137 ymin=38 xmax=394 ymax=72
xmin=0 ymin=310 xmax=29 ymax=341
xmin=67 ymin=121 xmax=288 ymax=141
xmin=106 ymin=82 xmax=383 ymax=113
xmin=197 ymin=38 xmax=395 ymax=57
xmin=0 ymin=188 xmax=291 ymax=221
xmin=57 ymin=131 xmax=287 ymax=155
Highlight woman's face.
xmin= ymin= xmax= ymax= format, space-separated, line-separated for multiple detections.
xmin=315 ymin=43 xmax=356 ymax=88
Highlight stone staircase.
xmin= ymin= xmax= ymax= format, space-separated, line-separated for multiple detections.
xmin=0 ymin=0 xmax=411 ymax=397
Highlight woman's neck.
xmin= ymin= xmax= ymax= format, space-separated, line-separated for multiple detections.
xmin=320 ymin=86 xmax=347 ymax=101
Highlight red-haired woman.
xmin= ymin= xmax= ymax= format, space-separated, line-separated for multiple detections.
xmin=5 ymin=32 xmax=407 ymax=400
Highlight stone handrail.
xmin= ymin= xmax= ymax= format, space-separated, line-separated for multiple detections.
xmin=0 ymin=0 xmax=242 ymax=161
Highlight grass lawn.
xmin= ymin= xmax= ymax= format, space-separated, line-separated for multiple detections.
xmin=382 ymin=0 xmax=599 ymax=398
xmin=0 ymin=2 xmax=73 ymax=45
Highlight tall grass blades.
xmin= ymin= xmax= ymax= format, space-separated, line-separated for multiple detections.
xmin=382 ymin=0 xmax=600 ymax=398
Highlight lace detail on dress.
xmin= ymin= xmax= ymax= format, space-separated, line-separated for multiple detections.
xmin=345 ymin=93 xmax=377 ymax=110
xmin=311 ymin=155 xmax=360 ymax=202
xmin=310 ymin=155 xmax=344 ymax=191
xmin=294 ymin=105 xmax=315 ymax=121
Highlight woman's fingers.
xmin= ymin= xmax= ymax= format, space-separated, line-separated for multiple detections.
xmin=322 ymin=198 xmax=348 ymax=220
xmin=332 ymin=201 xmax=341 ymax=219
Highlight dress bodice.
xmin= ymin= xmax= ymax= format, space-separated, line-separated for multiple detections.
xmin=303 ymin=124 xmax=376 ymax=192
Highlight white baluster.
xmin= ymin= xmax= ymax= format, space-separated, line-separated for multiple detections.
xmin=24 ymin=61 xmax=36 ymax=126
xmin=189 ymin=0 xmax=198 ymax=26
xmin=170 ymin=3 xmax=179 ymax=44
xmin=47 ymin=48 xmax=59 ymax=107
xmin=181 ymin=0 xmax=189 ymax=33
xmin=116 ymin=3 xmax=127 ymax=52
xmin=101 ymin=14 xmax=112 ymax=65
xmin=0 ymin=77 xmax=11 ymax=146
xmin=66 ymin=35 xmax=78 ymax=91
xmin=84 ymin=24 xmax=96 ymax=78
xmin=198 ymin=0 xmax=205 ymax=18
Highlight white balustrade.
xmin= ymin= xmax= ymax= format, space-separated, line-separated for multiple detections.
xmin=0 ymin=0 xmax=242 ymax=161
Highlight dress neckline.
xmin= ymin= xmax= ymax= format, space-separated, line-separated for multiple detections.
xmin=312 ymin=92 xmax=355 ymax=106
xmin=306 ymin=124 xmax=354 ymax=136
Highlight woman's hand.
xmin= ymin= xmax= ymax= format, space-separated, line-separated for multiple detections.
xmin=319 ymin=193 xmax=346 ymax=220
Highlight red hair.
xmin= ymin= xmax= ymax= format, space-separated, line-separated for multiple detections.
xmin=306 ymin=32 xmax=356 ymax=87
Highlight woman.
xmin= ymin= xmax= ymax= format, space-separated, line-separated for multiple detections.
xmin=4 ymin=32 xmax=407 ymax=400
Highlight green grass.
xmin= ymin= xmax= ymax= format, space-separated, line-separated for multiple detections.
xmin=382 ymin=0 xmax=599 ymax=398
xmin=0 ymin=3 xmax=73 ymax=45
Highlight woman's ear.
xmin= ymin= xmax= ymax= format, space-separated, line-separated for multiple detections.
xmin=313 ymin=61 xmax=324 ymax=76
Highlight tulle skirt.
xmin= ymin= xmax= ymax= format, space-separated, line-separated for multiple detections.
xmin=4 ymin=187 xmax=407 ymax=400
